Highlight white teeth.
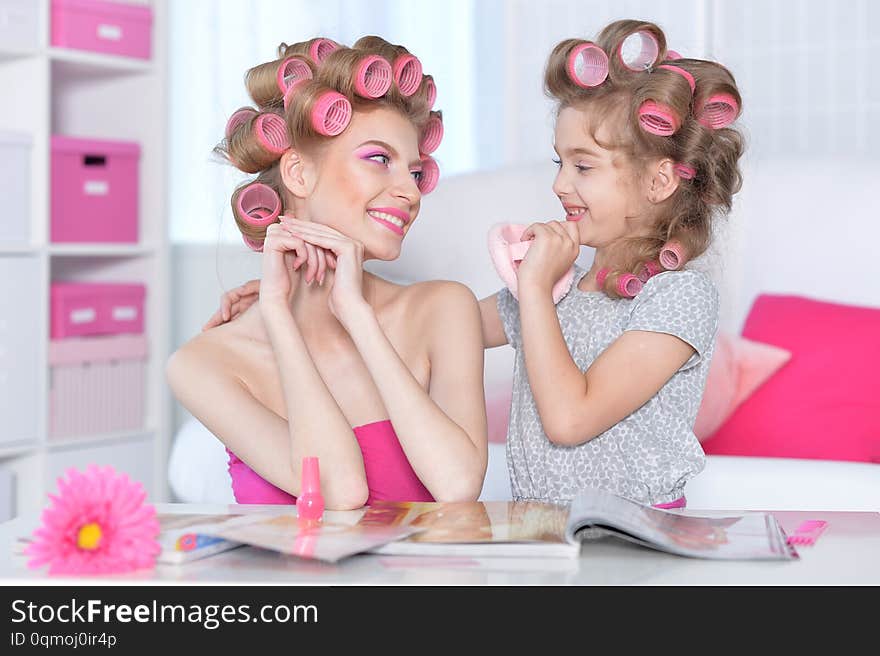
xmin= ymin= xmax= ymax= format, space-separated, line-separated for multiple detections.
xmin=368 ymin=211 xmax=405 ymax=228
xmin=567 ymin=208 xmax=586 ymax=216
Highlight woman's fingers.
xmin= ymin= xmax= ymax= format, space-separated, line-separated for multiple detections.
xmin=303 ymin=241 xmax=319 ymax=283
xmin=316 ymin=247 xmax=327 ymax=285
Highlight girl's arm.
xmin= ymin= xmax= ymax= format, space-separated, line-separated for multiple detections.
xmin=285 ymin=218 xmax=488 ymax=502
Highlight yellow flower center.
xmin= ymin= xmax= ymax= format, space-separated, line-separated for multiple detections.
xmin=77 ymin=522 xmax=103 ymax=550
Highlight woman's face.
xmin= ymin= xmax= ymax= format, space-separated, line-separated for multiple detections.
xmin=292 ymin=106 xmax=424 ymax=261
xmin=552 ymin=105 xmax=653 ymax=250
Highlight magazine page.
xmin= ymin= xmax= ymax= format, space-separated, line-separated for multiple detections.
xmin=565 ymin=488 xmax=798 ymax=561
xmin=197 ymin=513 xmax=421 ymax=563
xmin=365 ymin=501 xmax=581 ymax=558
xmin=156 ymin=513 xmax=249 ymax=564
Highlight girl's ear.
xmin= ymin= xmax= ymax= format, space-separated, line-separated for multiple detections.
xmin=280 ymin=149 xmax=316 ymax=199
xmin=648 ymin=159 xmax=680 ymax=204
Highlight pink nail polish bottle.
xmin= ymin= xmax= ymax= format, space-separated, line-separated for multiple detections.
xmin=297 ymin=457 xmax=324 ymax=522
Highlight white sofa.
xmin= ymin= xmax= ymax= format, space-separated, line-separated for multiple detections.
xmin=168 ymin=157 xmax=880 ymax=512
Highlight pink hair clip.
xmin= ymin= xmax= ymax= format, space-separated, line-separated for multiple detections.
xmin=566 ymin=42 xmax=609 ymax=88
xmin=425 ymin=77 xmax=437 ymax=108
xmin=786 ymin=520 xmax=828 ymax=546
xmin=254 ymin=113 xmax=289 ymax=154
xmin=225 ymin=107 xmax=258 ymax=139
xmin=417 ymin=155 xmax=439 ymax=195
xmin=393 ymin=54 xmax=423 ymax=97
xmin=638 ymin=100 xmax=681 ymax=136
xmin=419 ymin=114 xmax=444 ymax=155
xmin=311 ymin=91 xmax=352 ymax=136
xmin=696 ymin=93 xmax=739 ymax=129
xmin=618 ymin=30 xmax=659 ymax=71
xmin=277 ymin=56 xmax=313 ymax=96
xmin=638 ymin=260 xmax=663 ymax=282
xmin=673 ymin=163 xmax=696 ymax=180
xmin=242 ymin=234 xmax=265 ymax=252
xmin=658 ymin=64 xmax=695 ymax=94
xmin=309 ymin=38 xmax=339 ymax=64
xmin=659 ymin=240 xmax=685 ymax=270
xmin=354 ymin=55 xmax=392 ymax=99
xmin=236 ymin=183 xmax=281 ymax=227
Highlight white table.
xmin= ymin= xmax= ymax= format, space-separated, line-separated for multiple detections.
xmin=2 ymin=503 xmax=879 ymax=585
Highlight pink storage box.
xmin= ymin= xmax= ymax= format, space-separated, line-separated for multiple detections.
xmin=49 ymin=334 xmax=147 ymax=438
xmin=51 ymin=0 xmax=153 ymax=60
xmin=51 ymin=282 xmax=146 ymax=339
xmin=51 ymin=135 xmax=140 ymax=243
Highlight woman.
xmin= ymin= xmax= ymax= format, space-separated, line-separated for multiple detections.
xmin=166 ymin=36 xmax=488 ymax=510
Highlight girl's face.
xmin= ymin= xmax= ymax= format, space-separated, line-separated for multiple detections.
xmin=292 ymin=106 xmax=424 ymax=261
xmin=552 ymin=105 xmax=653 ymax=250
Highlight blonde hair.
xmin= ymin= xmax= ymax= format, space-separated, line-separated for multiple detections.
xmin=215 ymin=37 xmax=440 ymax=248
xmin=545 ymin=20 xmax=745 ymax=298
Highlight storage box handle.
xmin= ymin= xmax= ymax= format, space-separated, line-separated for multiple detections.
xmin=83 ymin=155 xmax=106 ymax=167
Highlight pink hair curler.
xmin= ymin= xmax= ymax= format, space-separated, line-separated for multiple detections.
xmin=673 ymin=163 xmax=696 ymax=180
xmin=638 ymin=100 xmax=681 ymax=136
xmin=487 ymin=223 xmax=575 ymax=304
xmin=276 ymin=56 xmax=313 ymax=95
xmin=596 ymin=267 xmax=610 ymax=288
xmin=393 ymin=54 xmax=423 ymax=97
xmin=696 ymin=93 xmax=739 ymax=129
xmin=666 ymin=49 xmax=683 ymax=60
xmin=242 ymin=234 xmax=264 ymax=252
xmin=659 ymin=240 xmax=685 ymax=270
xmin=254 ymin=113 xmax=290 ymax=153
xmin=638 ymin=260 xmax=663 ymax=283
xmin=419 ymin=114 xmax=444 ymax=155
xmin=236 ymin=183 xmax=281 ymax=227
xmin=658 ymin=64 xmax=695 ymax=94
xmin=618 ymin=30 xmax=660 ymax=71
xmin=225 ymin=107 xmax=258 ymax=139
xmin=311 ymin=91 xmax=352 ymax=136
xmin=309 ymin=38 xmax=339 ymax=64
xmin=566 ymin=42 xmax=609 ymax=88
xmin=617 ymin=273 xmax=643 ymax=298
xmin=425 ymin=77 xmax=437 ymax=108
xmin=354 ymin=55 xmax=393 ymax=99
xmin=296 ymin=457 xmax=324 ymax=522
xmin=417 ymin=155 xmax=439 ymax=194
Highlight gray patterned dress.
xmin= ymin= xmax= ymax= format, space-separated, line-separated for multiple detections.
xmin=496 ymin=265 xmax=719 ymax=506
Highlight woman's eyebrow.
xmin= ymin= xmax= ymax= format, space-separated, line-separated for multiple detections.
xmin=358 ymin=140 xmax=422 ymax=167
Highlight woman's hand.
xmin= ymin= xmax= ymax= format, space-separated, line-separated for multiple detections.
xmin=516 ymin=220 xmax=580 ymax=295
xmin=259 ymin=220 xmax=335 ymax=309
xmin=281 ymin=217 xmax=370 ymax=326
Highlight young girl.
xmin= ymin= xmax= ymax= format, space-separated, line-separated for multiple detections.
xmin=205 ymin=20 xmax=744 ymax=508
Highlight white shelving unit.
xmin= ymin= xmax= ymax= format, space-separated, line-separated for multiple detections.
xmin=0 ymin=0 xmax=170 ymax=520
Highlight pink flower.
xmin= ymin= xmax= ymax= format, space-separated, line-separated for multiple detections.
xmin=25 ymin=465 xmax=161 ymax=575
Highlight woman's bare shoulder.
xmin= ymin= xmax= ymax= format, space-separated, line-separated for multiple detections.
xmin=167 ymin=318 xmax=267 ymax=388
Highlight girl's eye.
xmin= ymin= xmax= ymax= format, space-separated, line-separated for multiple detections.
xmin=367 ymin=153 xmax=390 ymax=165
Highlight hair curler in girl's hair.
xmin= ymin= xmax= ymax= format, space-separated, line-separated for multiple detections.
xmin=242 ymin=234 xmax=265 ymax=252
xmin=310 ymin=91 xmax=353 ymax=136
xmin=618 ymin=30 xmax=659 ymax=71
xmin=309 ymin=38 xmax=339 ymax=64
xmin=353 ymin=55 xmax=393 ymax=98
xmin=566 ymin=42 xmax=609 ymax=88
xmin=673 ymin=163 xmax=696 ymax=180
xmin=659 ymin=240 xmax=686 ymax=270
xmin=638 ymin=100 xmax=681 ymax=136
xmin=419 ymin=113 xmax=444 ymax=155
xmin=417 ymin=155 xmax=439 ymax=195
xmin=696 ymin=93 xmax=740 ymax=129
xmin=393 ymin=54 xmax=423 ymax=97
xmin=597 ymin=268 xmax=643 ymax=298
xmin=235 ymin=183 xmax=282 ymax=227
xmin=424 ymin=76 xmax=437 ymax=109
xmin=637 ymin=260 xmax=663 ymax=283
xmin=277 ymin=57 xmax=313 ymax=96
xmin=226 ymin=107 xmax=258 ymax=139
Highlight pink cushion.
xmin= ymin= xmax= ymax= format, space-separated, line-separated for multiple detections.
xmin=702 ymin=294 xmax=880 ymax=463
xmin=693 ymin=332 xmax=791 ymax=441
xmin=487 ymin=223 xmax=574 ymax=304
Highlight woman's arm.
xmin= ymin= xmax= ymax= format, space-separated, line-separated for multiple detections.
xmin=479 ymin=293 xmax=509 ymax=348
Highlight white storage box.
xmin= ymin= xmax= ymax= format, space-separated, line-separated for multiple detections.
xmin=0 ymin=0 xmax=40 ymax=51
xmin=48 ymin=334 xmax=147 ymax=438
xmin=0 ymin=132 xmax=31 ymax=245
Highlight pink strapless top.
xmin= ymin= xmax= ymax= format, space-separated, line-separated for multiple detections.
xmin=226 ymin=419 xmax=435 ymax=505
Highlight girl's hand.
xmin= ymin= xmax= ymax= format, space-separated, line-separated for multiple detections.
xmin=516 ymin=220 xmax=580 ymax=295
xmin=280 ymin=217 xmax=369 ymax=326
xmin=202 ymin=279 xmax=261 ymax=330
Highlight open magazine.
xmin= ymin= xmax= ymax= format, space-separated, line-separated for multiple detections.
xmin=157 ymin=513 xmax=247 ymax=564
xmin=366 ymin=488 xmax=799 ymax=561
